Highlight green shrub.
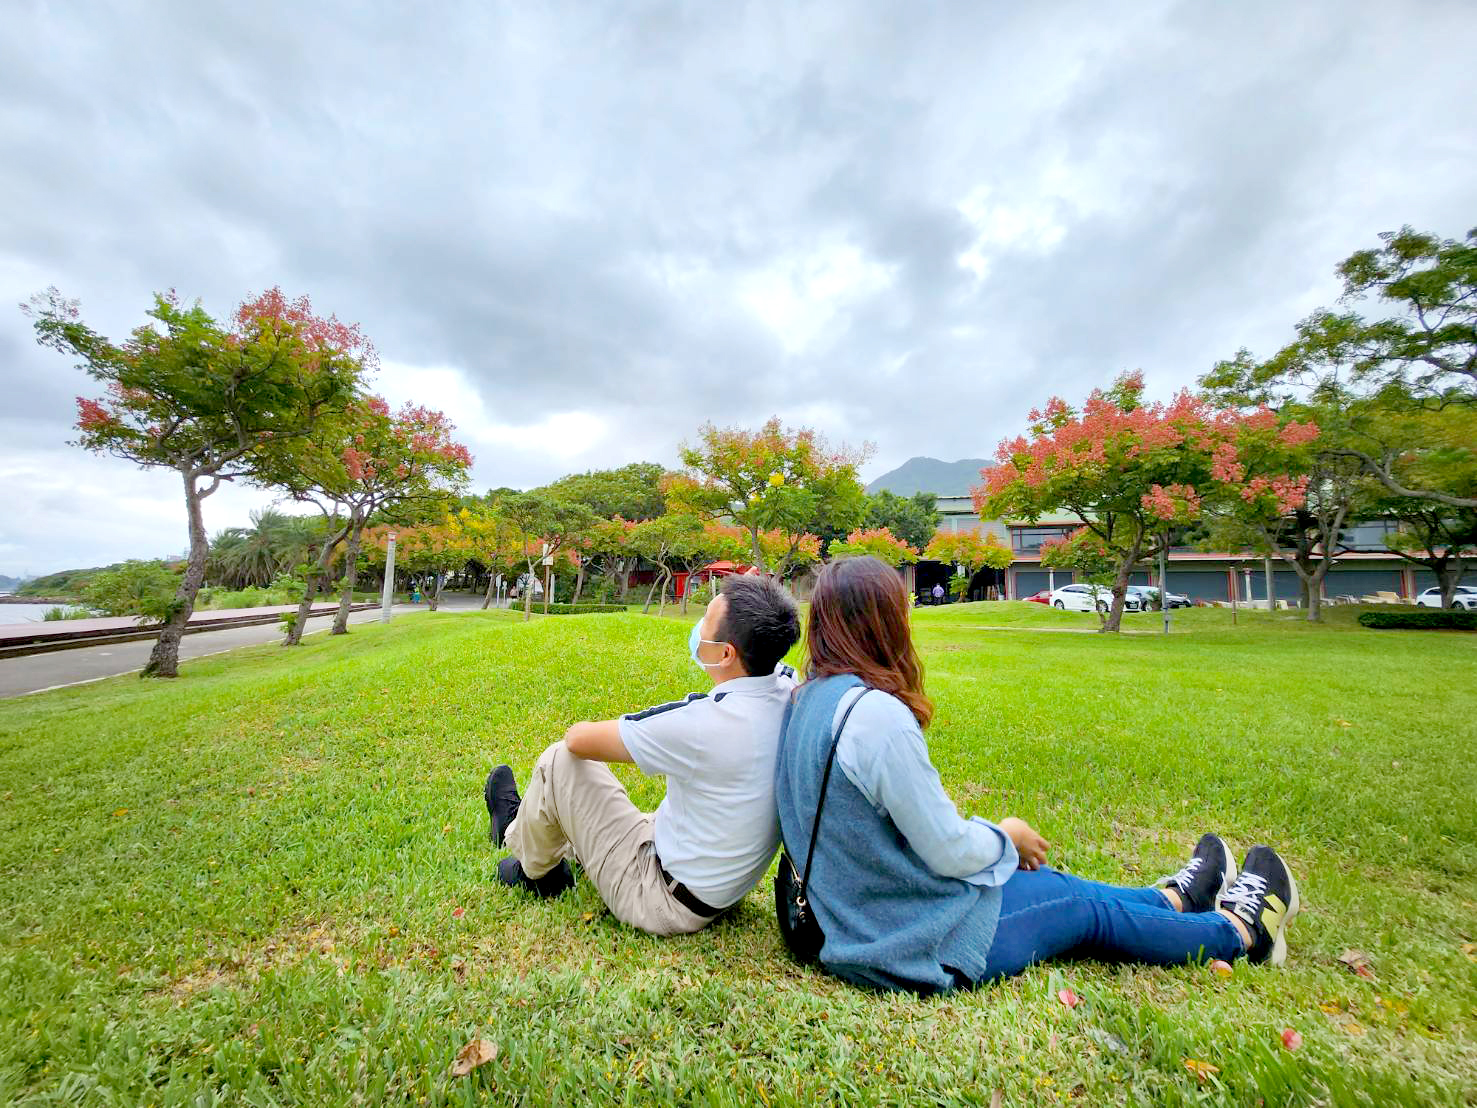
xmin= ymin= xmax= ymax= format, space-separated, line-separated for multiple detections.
xmin=538 ymin=604 xmax=627 ymax=615
xmin=1359 ymin=609 xmax=1477 ymax=631
xmin=80 ymin=561 xmax=180 ymax=620
xmin=42 ymin=606 xmax=93 ymax=621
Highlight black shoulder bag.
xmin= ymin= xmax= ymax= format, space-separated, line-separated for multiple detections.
xmin=775 ymin=688 xmax=871 ymax=965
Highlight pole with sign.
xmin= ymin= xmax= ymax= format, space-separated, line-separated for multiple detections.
xmin=380 ymin=532 xmax=397 ymax=621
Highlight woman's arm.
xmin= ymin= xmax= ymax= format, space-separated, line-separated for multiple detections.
xmin=837 ymin=696 xmax=1023 ymax=885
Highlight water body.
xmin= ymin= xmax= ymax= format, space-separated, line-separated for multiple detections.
xmin=0 ymin=603 xmax=88 ymax=625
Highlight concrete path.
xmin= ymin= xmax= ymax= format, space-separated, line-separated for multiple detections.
xmin=0 ymin=593 xmax=497 ymax=699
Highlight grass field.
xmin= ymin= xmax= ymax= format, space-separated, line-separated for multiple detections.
xmin=1 ymin=602 xmax=1474 ymax=1105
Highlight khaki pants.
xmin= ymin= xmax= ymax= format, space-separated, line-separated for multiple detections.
xmin=504 ymin=741 xmax=714 ymax=937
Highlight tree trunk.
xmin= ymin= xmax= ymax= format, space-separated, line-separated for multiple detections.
xmin=286 ymin=521 xmax=349 ymax=645
xmin=656 ymin=568 xmax=671 ymax=617
xmin=143 ymin=470 xmax=212 ymax=678
xmin=331 ymin=518 xmax=364 ymax=635
xmin=522 ymin=561 xmax=535 ymax=620
xmin=642 ymin=572 xmax=660 ymax=614
xmin=1438 ymin=560 xmax=1462 ymax=608
xmin=428 ymin=572 xmax=441 ymax=611
xmin=1263 ymin=555 xmax=1276 ymax=612
xmin=748 ymin=526 xmax=767 ymax=575
xmin=571 ymin=566 xmax=586 ymax=606
xmin=1102 ymin=543 xmax=1141 ymax=633
xmin=483 ymin=572 xmax=497 ymax=609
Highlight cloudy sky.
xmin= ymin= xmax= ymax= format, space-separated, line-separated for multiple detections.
xmin=2 ymin=1 xmax=1474 ymax=577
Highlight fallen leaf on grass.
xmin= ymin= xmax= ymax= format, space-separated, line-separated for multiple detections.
xmin=1209 ymin=959 xmax=1233 ymax=978
xmin=442 ymin=823 xmax=452 ymax=835
xmin=581 ymin=911 xmax=596 ymax=923
xmin=112 ymin=808 xmax=128 ymax=817
xmin=989 ymin=1091 xmax=1003 ymax=1108
xmin=387 ymin=926 xmax=400 ymax=937
xmin=1460 ymin=942 xmax=1476 ymax=964
xmin=1057 ymin=987 xmax=1082 ymax=1009
xmin=450 ymin=1037 xmax=497 ymax=1077
xmin=1183 ymin=1058 xmax=1219 ymax=1084
xmin=1338 ymin=949 xmax=1375 ymax=979
xmin=1083 ymin=1028 xmax=1130 ymax=1056
xmin=452 ymin=907 xmax=465 ymax=919
xmin=1281 ymin=1028 xmax=1302 ymax=1051
xmin=1334 ymin=719 xmax=1353 ymax=728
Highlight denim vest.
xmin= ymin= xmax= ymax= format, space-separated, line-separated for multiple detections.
xmin=775 ymin=675 xmax=1001 ymax=994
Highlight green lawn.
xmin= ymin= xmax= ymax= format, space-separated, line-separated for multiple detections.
xmin=1 ymin=604 xmax=1474 ymax=1105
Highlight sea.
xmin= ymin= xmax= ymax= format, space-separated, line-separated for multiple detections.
xmin=0 ymin=602 xmax=89 ymax=625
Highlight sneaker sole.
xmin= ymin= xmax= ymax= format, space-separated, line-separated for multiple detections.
xmin=1214 ymin=838 xmax=1238 ymax=904
xmin=1268 ymin=866 xmax=1301 ymax=968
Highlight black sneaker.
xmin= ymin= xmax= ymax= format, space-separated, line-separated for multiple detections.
xmin=1217 ymin=845 xmax=1301 ymax=966
xmin=496 ymin=856 xmax=574 ymax=898
xmin=1157 ymin=833 xmax=1237 ymax=913
xmin=485 ymin=765 xmax=521 ymax=847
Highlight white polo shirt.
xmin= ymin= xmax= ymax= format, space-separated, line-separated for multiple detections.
xmin=617 ymin=665 xmax=797 ymax=909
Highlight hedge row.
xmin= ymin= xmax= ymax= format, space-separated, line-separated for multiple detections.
xmin=534 ymin=604 xmax=628 ymax=616
xmin=1358 ymin=609 xmax=1477 ymax=631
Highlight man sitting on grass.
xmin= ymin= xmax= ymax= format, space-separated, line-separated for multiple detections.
xmin=484 ymin=575 xmax=801 ymax=936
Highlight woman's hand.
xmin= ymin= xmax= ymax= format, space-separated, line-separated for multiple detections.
xmin=999 ymin=817 xmax=1050 ymax=871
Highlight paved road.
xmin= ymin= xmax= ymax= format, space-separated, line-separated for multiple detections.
xmin=0 ymin=593 xmax=498 ymax=699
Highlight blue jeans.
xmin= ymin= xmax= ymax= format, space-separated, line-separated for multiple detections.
xmin=981 ymin=866 xmax=1244 ymax=982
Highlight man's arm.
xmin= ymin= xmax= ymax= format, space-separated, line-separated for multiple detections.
xmin=564 ymin=720 xmax=633 ymax=764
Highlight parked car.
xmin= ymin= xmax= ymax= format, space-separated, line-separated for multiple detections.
xmin=1023 ymin=589 xmax=1052 ymax=605
xmin=1051 ymin=584 xmax=1143 ymax=613
xmin=1126 ymin=584 xmax=1192 ymax=609
xmin=1415 ymin=585 xmax=1477 ymax=610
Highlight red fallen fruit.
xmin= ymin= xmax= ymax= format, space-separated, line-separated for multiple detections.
xmin=452 ymin=906 xmax=465 ymax=919
xmin=1057 ymin=987 xmax=1082 ymax=1009
xmin=1281 ymin=1028 xmax=1303 ymax=1051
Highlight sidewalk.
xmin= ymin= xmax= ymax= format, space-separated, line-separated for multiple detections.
xmin=0 ymin=603 xmax=377 ymax=657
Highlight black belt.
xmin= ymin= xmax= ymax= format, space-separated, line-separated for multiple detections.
xmin=656 ymin=859 xmax=722 ymax=918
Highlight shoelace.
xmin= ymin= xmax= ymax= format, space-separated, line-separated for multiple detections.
xmin=1166 ymin=856 xmax=1203 ymax=893
xmin=1219 ymin=872 xmax=1268 ymax=924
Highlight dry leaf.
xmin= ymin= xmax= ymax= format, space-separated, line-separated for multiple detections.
xmin=387 ymin=926 xmax=400 ymax=937
xmin=989 ymin=1091 xmax=1003 ymax=1108
xmin=1281 ymin=1028 xmax=1302 ymax=1051
xmin=1210 ymin=959 xmax=1233 ymax=978
xmin=1057 ymin=987 xmax=1082 ymax=1009
xmin=1460 ymin=942 xmax=1476 ymax=964
xmin=452 ymin=907 xmax=465 ymax=919
xmin=1183 ymin=1058 xmax=1219 ymax=1084
xmin=112 ymin=808 xmax=128 ymax=817
xmin=442 ymin=823 xmax=452 ymax=835
xmin=1338 ymin=949 xmax=1375 ymax=979
xmin=581 ymin=911 xmax=596 ymax=923
xmin=450 ymin=1037 xmax=498 ymax=1077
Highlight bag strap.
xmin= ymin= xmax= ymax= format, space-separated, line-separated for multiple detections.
xmin=798 ymin=687 xmax=871 ymax=901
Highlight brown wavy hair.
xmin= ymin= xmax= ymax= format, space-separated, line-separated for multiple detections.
xmin=806 ymin=555 xmax=933 ymax=728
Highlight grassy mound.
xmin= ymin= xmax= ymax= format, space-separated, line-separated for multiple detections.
xmin=1 ymin=607 xmax=1473 ymax=1104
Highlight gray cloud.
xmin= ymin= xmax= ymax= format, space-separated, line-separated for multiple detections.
xmin=2 ymin=0 xmax=1475 ymax=575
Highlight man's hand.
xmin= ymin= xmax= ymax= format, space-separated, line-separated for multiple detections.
xmin=563 ymin=720 xmax=633 ymax=764
xmin=999 ymin=817 xmax=1049 ymax=871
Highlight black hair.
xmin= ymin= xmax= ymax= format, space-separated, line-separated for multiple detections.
xmin=717 ymin=575 xmax=801 ymax=677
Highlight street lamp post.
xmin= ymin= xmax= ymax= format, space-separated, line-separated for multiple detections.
xmin=381 ymin=532 xmax=397 ymax=622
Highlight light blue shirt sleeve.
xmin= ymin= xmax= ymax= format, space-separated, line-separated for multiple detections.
xmin=833 ymin=689 xmax=1019 ymax=886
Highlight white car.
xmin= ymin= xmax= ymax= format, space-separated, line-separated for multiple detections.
xmin=1051 ymin=584 xmax=1142 ymax=613
xmin=1415 ymin=585 xmax=1477 ymax=610
xmin=1126 ymin=584 xmax=1192 ymax=609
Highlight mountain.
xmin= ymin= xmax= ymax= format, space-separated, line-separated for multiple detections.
xmin=0 ymin=574 xmax=22 ymax=592
xmin=866 ymin=457 xmax=992 ymax=497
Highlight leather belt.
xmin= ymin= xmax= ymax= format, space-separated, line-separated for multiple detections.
xmin=656 ymin=859 xmax=722 ymax=918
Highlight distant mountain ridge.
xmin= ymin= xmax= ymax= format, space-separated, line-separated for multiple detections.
xmin=866 ymin=456 xmax=992 ymax=497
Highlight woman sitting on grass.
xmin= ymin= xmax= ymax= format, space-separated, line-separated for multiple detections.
xmin=775 ymin=556 xmax=1301 ymax=995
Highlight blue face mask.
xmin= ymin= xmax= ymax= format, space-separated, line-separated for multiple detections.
xmin=689 ymin=620 xmax=726 ymax=671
